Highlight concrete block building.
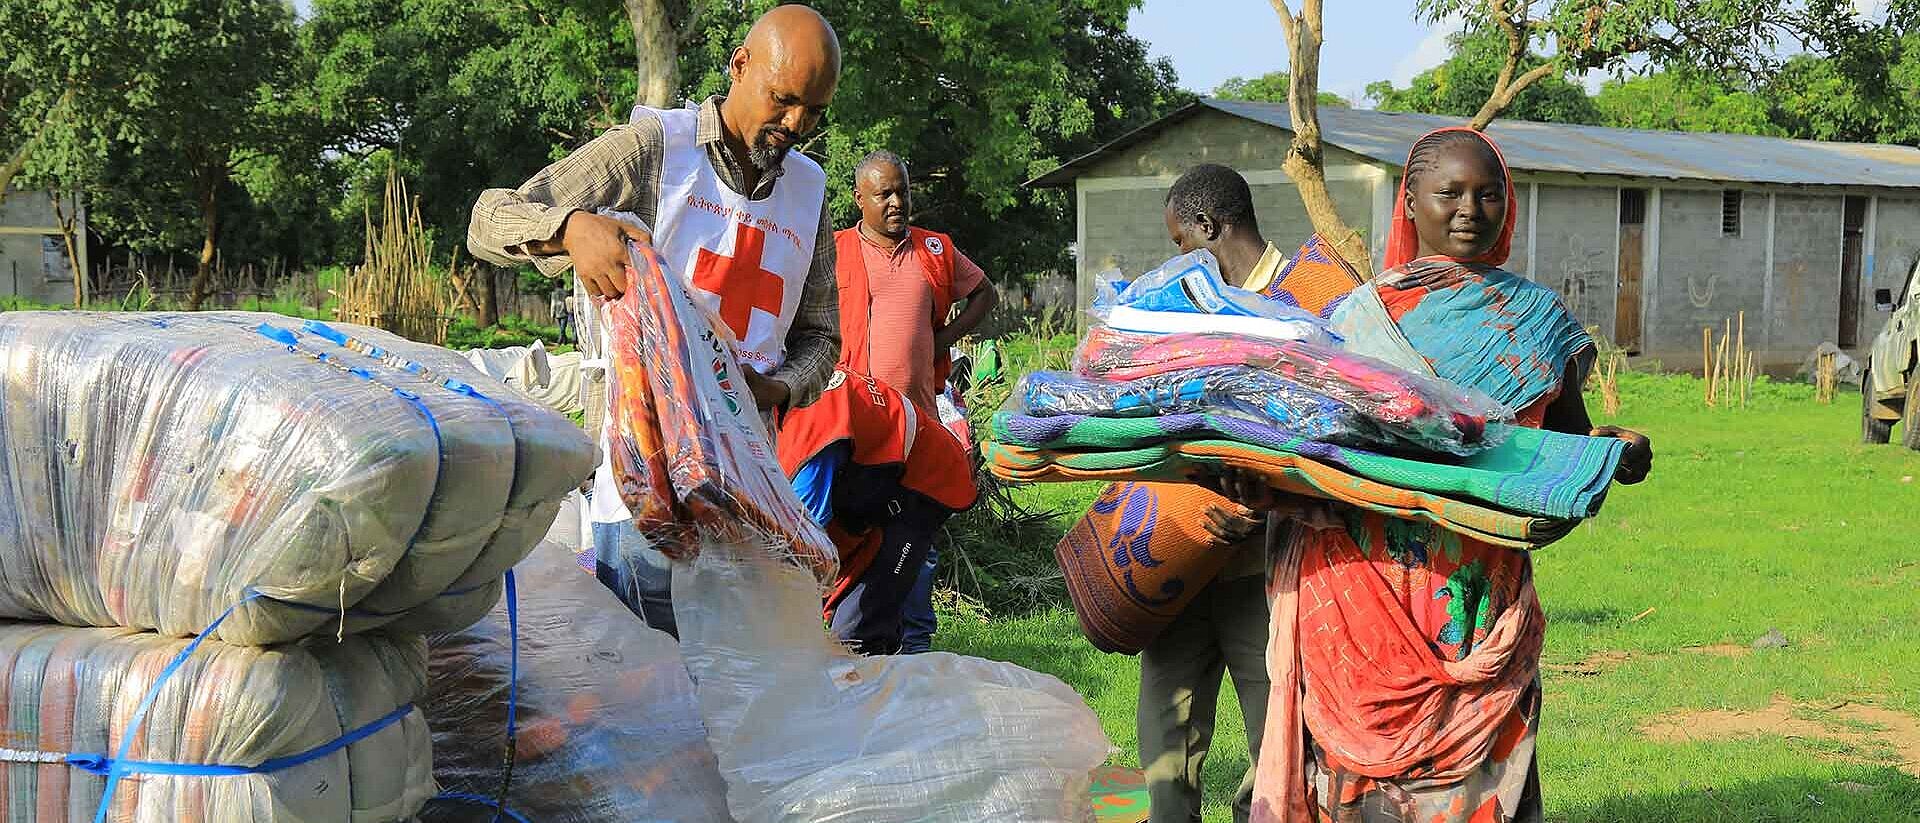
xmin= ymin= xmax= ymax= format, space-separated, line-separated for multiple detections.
xmin=0 ymin=188 xmax=86 ymax=305
xmin=1029 ymin=99 xmax=1920 ymax=366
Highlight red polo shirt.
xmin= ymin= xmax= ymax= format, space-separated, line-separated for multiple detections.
xmin=850 ymin=227 xmax=986 ymax=413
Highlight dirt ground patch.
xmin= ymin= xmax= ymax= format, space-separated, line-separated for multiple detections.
xmin=1545 ymin=642 xmax=1757 ymax=677
xmin=1543 ymin=649 xmax=1634 ymax=676
xmin=1641 ymin=695 xmax=1920 ymax=777
xmin=1681 ymin=643 xmax=1752 ymax=658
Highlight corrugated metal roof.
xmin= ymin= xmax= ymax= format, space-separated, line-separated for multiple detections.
xmin=1028 ymin=98 xmax=1920 ymax=190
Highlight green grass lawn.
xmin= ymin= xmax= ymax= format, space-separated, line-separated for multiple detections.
xmin=936 ymin=370 xmax=1920 ymax=822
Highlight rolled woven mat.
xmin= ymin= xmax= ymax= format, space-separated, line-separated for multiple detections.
xmin=986 ymin=439 xmax=1579 ymax=550
xmin=1055 ymin=482 xmax=1244 ymax=654
xmin=0 ymin=312 xmax=592 ymax=645
xmin=0 ymin=621 xmax=433 ymax=822
xmin=992 ymin=411 xmax=1624 ymax=521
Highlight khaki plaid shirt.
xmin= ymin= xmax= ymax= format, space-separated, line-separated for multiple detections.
xmin=467 ymin=96 xmax=840 ymax=407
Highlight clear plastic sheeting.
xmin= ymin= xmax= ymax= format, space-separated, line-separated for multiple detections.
xmin=1069 ymin=327 xmax=1509 ymax=455
xmin=1088 ymin=256 xmax=1340 ymax=347
xmin=420 ymin=542 xmax=732 ymax=823
xmin=674 ymin=537 xmax=1111 ymax=823
xmin=0 ymin=622 xmax=433 ymax=822
xmin=0 ymin=311 xmax=593 ymax=645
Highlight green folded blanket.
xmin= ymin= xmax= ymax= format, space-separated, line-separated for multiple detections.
xmin=991 ymin=411 xmax=1623 ymax=521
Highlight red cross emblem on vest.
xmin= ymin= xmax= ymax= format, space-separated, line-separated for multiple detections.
xmin=691 ymin=221 xmax=786 ymax=340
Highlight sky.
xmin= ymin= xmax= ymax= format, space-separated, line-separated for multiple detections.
xmin=1126 ymin=0 xmax=1464 ymax=107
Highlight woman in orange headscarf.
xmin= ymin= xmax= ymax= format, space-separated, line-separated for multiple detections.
xmin=1235 ymin=128 xmax=1655 ymax=822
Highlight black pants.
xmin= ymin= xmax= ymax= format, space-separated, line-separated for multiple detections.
xmin=825 ymin=466 xmax=953 ymax=656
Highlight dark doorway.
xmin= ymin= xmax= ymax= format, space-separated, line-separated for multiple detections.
xmin=1842 ymin=196 xmax=1867 ymax=348
xmin=1616 ymin=188 xmax=1647 ymax=352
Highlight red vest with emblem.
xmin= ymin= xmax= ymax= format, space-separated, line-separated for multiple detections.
xmin=833 ymin=226 xmax=960 ymax=389
xmin=777 ymin=369 xmax=977 ymax=608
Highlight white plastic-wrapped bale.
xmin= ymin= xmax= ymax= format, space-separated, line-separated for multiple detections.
xmin=0 ymin=312 xmax=594 ymax=645
xmin=419 ymin=542 xmax=732 ymax=823
xmin=674 ymin=538 xmax=1112 ymax=823
xmin=0 ymin=622 xmax=433 ymax=821
xmin=282 ymin=318 xmax=596 ymax=636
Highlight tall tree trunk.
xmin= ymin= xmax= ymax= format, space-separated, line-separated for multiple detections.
xmin=477 ymin=267 xmax=500 ymax=328
xmin=1270 ymin=0 xmax=1374 ymax=275
xmin=625 ymin=0 xmax=680 ymax=109
xmin=187 ymin=164 xmax=220 ymax=311
xmin=47 ymin=192 xmax=82 ymax=306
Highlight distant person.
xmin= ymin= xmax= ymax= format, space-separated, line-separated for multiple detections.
xmin=831 ymin=149 xmax=997 ymax=652
xmin=1126 ymin=163 xmax=1280 ymax=823
xmin=550 ymin=288 xmax=573 ymax=343
xmin=1213 ymin=128 xmax=1653 ymax=822
xmin=466 ymin=5 xmax=845 ymax=637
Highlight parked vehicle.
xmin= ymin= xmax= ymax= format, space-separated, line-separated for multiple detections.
xmin=1862 ymin=259 xmax=1920 ymax=448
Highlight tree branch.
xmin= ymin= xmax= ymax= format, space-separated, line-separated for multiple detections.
xmin=1269 ymin=0 xmax=1298 ymax=49
xmin=1471 ymin=59 xmax=1561 ymax=129
xmin=0 ymin=87 xmax=76 ymax=205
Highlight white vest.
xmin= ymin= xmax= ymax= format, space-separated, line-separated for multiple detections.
xmin=589 ymin=104 xmax=825 ymax=526
xmin=646 ymin=104 xmax=823 ymax=373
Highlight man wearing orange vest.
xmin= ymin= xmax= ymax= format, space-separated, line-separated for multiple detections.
xmin=831 ymin=150 xmax=997 ymax=651
xmin=834 ymin=150 xmax=999 ymax=414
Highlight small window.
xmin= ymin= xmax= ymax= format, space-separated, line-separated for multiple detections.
xmin=1620 ymin=189 xmax=1646 ymax=226
xmin=1721 ymin=190 xmax=1742 ymax=237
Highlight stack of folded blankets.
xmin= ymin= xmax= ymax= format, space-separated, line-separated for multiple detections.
xmin=0 ymin=311 xmax=595 ymax=821
xmin=985 ymin=252 xmax=1627 ymax=653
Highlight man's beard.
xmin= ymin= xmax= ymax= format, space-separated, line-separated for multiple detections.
xmin=749 ymin=127 xmax=799 ymax=171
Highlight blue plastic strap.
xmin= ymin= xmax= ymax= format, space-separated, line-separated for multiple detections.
xmin=92 ymin=591 xmax=260 ymax=823
xmin=428 ymin=792 xmax=532 ymax=823
xmin=68 ymin=703 xmax=413 ymax=778
xmin=494 ymin=569 xmax=521 ymax=823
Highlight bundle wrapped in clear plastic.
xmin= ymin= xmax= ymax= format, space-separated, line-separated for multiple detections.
xmin=673 ymin=537 xmax=1112 ymax=823
xmin=0 ymin=622 xmax=432 ymax=821
xmin=1019 ymin=366 xmax=1387 ymax=447
xmin=1088 ymin=254 xmax=1340 ymax=346
xmin=1067 ymin=326 xmax=1508 ymax=455
xmin=602 ymin=240 xmax=837 ymax=584
xmin=419 ymin=542 xmax=732 ymax=823
xmin=0 ymin=311 xmax=594 ymax=645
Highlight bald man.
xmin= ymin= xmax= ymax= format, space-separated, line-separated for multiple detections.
xmin=468 ymin=5 xmax=844 ymax=637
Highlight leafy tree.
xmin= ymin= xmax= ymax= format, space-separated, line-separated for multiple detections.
xmin=0 ymin=0 xmax=298 ymax=307
xmin=1593 ymin=71 xmax=1779 ymax=135
xmin=1765 ymin=0 xmax=1920 ymax=146
xmin=1215 ymin=71 xmax=1348 ymax=107
xmin=657 ymin=0 xmax=1187 ymax=280
xmin=1410 ymin=0 xmax=1788 ymax=129
xmin=1365 ymin=29 xmax=1601 ymax=125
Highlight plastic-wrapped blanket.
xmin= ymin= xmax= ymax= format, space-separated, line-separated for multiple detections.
xmin=674 ymin=537 xmax=1112 ymax=823
xmin=1069 ymin=328 xmax=1503 ymax=454
xmin=420 ymin=542 xmax=731 ymax=823
xmin=604 ymin=242 xmax=837 ymax=583
xmin=0 ymin=622 xmax=432 ymax=822
xmin=0 ymin=311 xmax=594 ymax=645
xmin=1019 ymin=368 xmax=1408 ymax=452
